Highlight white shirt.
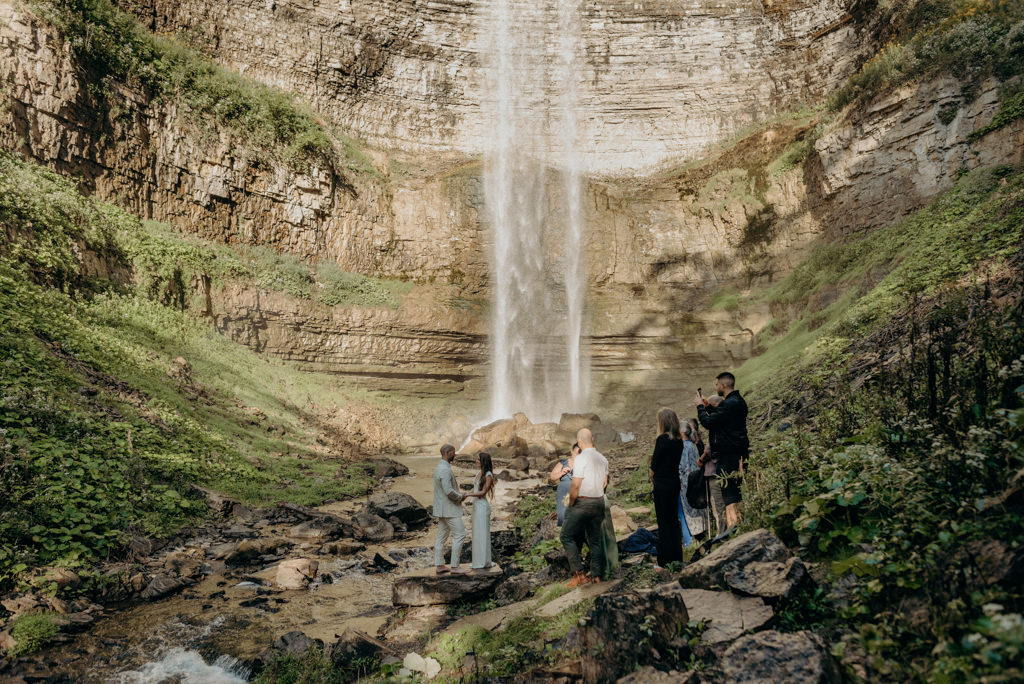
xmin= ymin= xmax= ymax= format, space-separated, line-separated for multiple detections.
xmin=573 ymin=447 xmax=608 ymax=498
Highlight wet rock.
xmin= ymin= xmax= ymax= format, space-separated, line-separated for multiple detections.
xmin=164 ymin=551 xmax=202 ymax=578
xmin=372 ymin=553 xmax=398 ymax=571
xmin=581 ymin=583 xmax=690 ymax=684
xmin=389 ymin=516 xmax=408 ymax=533
xmin=267 ymin=630 xmax=324 ymax=659
xmin=276 ymin=559 xmax=319 ymax=589
xmin=353 ymin=511 xmax=394 ymax=543
xmin=225 ymin=538 xmax=294 ymax=565
xmin=62 ymin=613 xmax=95 ymax=634
xmin=320 ymin=540 xmax=365 ymax=556
xmin=287 ymin=519 xmax=349 ymax=543
xmin=366 ymin=492 xmax=430 ymax=528
xmin=677 ymin=529 xmax=803 ymax=601
xmin=392 ymin=572 xmax=504 ymax=607
xmin=140 ymin=574 xmax=185 ymax=601
xmin=680 ymin=589 xmax=773 ymax=644
xmin=370 ymin=458 xmax=409 ymax=479
xmin=721 ymin=631 xmax=840 ymax=684
xmin=328 ymin=629 xmax=388 ymax=667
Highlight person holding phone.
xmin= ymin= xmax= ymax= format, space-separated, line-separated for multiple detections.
xmin=695 ymin=372 xmax=749 ymax=532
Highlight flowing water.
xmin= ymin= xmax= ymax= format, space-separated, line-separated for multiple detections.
xmin=483 ymin=0 xmax=590 ymax=422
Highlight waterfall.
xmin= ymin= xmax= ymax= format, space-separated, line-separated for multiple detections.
xmin=483 ymin=0 xmax=589 ymax=422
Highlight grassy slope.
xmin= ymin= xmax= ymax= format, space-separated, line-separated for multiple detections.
xmin=0 ymin=152 xmax=403 ymax=591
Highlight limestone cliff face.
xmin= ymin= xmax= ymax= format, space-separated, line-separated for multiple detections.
xmin=126 ymin=0 xmax=869 ymax=173
xmin=3 ymin=1 xmax=1024 ymax=419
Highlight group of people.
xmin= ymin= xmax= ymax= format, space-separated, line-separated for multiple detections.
xmin=430 ymin=371 xmax=749 ymax=582
xmin=650 ymin=371 xmax=749 ymax=568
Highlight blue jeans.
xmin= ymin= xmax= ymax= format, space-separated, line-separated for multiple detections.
xmin=678 ymin=495 xmax=693 ymax=547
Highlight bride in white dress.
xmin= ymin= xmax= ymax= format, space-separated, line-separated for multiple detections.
xmin=465 ymin=451 xmax=496 ymax=570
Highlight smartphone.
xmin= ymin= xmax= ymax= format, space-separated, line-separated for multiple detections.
xmin=698 ymin=387 xmax=703 ymax=397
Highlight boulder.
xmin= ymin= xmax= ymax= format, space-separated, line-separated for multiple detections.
xmin=680 ymin=589 xmax=773 ymax=644
xmin=140 ymin=574 xmax=185 ymax=601
xmin=581 ymin=583 xmax=690 ymax=684
xmin=511 ymin=412 xmax=532 ymax=430
xmin=320 ymin=540 xmax=365 ymax=556
xmin=163 ymin=552 xmax=203 ymax=578
xmin=508 ymin=456 xmax=530 ymax=472
xmin=225 ymin=538 xmax=294 ymax=565
xmin=516 ymin=422 xmax=560 ymax=446
xmin=328 ymin=629 xmax=387 ymax=667
xmin=494 ymin=573 xmax=542 ymax=605
xmin=270 ymin=630 xmax=323 ymax=658
xmin=677 ymin=529 xmax=804 ymax=601
xmin=384 ymin=605 xmax=449 ymax=642
xmin=1 ymin=595 xmax=42 ymax=616
xmin=288 ymin=518 xmax=350 ymax=543
xmin=727 ymin=557 xmax=807 ymax=601
xmin=392 ymin=572 xmax=504 ymax=606
xmin=276 ymin=559 xmax=319 ymax=589
xmin=365 ymin=492 xmax=430 ymax=528
xmin=0 ymin=629 xmax=16 ymax=653
xmin=370 ymin=458 xmax=410 ymax=478
xmin=721 ymin=631 xmax=841 ymax=684
xmin=458 ymin=439 xmax=486 ymax=456
xmin=353 ymin=511 xmax=395 ymax=543
xmin=471 ymin=419 xmax=516 ymax=448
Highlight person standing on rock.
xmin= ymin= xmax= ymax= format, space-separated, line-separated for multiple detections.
xmin=464 ymin=451 xmax=496 ymax=570
xmin=695 ymin=372 xmax=749 ymax=532
xmin=697 ymin=395 xmax=727 ymax=536
xmin=560 ymin=428 xmax=609 ymax=587
xmin=433 ymin=444 xmax=469 ymax=575
xmin=550 ymin=442 xmax=581 ymax=526
xmin=649 ymin=408 xmax=684 ymax=568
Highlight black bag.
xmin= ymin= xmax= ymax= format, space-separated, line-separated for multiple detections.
xmin=686 ymin=469 xmax=708 ymax=509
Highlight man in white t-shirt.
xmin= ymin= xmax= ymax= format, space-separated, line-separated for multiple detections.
xmin=559 ymin=428 xmax=609 ymax=587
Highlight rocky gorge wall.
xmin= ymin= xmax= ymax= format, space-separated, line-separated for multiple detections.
xmin=126 ymin=0 xmax=870 ymax=173
xmin=3 ymin=0 xmax=1023 ymax=425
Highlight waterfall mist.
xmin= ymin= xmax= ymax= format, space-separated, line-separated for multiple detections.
xmin=482 ymin=0 xmax=590 ymax=422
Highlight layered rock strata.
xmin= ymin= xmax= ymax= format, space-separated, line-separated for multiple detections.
xmin=126 ymin=0 xmax=870 ymax=173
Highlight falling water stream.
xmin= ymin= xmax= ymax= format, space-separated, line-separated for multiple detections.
xmin=484 ymin=0 xmax=590 ymax=422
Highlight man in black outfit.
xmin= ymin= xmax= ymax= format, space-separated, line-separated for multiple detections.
xmin=695 ymin=371 xmax=749 ymax=531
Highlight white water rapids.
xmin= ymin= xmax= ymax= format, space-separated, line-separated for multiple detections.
xmin=483 ymin=0 xmax=590 ymax=422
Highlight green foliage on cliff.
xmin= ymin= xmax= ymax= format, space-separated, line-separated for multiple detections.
xmin=0 ymin=153 xmax=378 ymax=591
xmin=34 ymin=0 xmax=362 ymax=174
xmin=735 ymin=164 xmax=1024 ymax=680
xmin=832 ymin=0 xmax=1024 ymax=111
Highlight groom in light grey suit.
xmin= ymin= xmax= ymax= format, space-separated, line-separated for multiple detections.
xmin=434 ymin=444 xmax=468 ymax=575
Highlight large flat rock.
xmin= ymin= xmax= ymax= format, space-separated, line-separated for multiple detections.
xmin=392 ymin=569 xmax=504 ymax=607
xmin=680 ymin=588 xmax=773 ymax=645
xmin=678 ymin=529 xmax=804 ymax=601
xmin=722 ymin=630 xmax=841 ymax=684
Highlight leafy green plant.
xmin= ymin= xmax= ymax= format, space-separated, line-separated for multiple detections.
xmin=8 ymin=613 xmax=59 ymax=656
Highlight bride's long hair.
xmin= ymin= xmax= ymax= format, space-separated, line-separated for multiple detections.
xmin=477 ymin=451 xmax=495 ymax=500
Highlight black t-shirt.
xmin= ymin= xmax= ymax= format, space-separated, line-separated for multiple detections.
xmin=650 ymin=433 xmax=683 ymax=488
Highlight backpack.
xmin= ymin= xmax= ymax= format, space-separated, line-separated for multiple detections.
xmin=686 ymin=469 xmax=708 ymax=509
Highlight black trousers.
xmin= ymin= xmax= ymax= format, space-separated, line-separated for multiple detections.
xmin=652 ymin=484 xmax=683 ymax=566
xmin=560 ymin=497 xmax=606 ymax=576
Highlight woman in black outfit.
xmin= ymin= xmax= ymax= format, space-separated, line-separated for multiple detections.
xmin=649 ymin=408 xmax=684 ymax=567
